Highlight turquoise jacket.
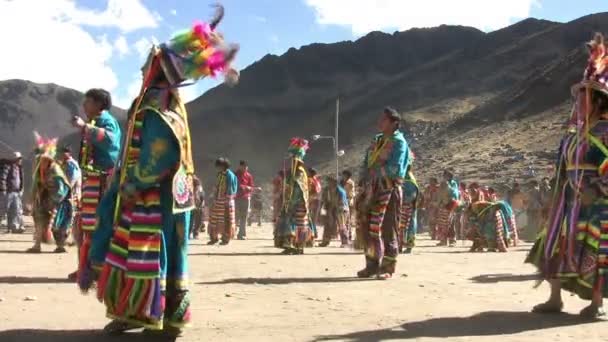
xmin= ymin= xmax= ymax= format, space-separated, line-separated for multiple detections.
xmin=84 ymin=110 xmax=122 ymax=170
xmin=224 ymin=169 xmax=238 ymax=197
xmin=361 ymin=130 xmax=409 ymax=184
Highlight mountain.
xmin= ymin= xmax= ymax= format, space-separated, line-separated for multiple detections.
xmin=0 ymin=80 xmax=126 ymax=196
xmin=3 ymin=13 xmax=608 ymax=195
xmin=186 ymin=13 xmax=608 ymax=189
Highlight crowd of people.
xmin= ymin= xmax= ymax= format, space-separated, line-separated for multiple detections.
xmin=2 ymin=9 xmax=607 ymax=335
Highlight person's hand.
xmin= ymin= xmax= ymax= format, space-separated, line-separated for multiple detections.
xmin=71 ymin=116 xmax=86 ymax=129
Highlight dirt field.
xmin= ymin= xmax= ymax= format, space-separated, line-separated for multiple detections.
xmin=0 ymin=219 xmax=605 ymax=342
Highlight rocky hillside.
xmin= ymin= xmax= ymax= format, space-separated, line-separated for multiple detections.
xmin=186 ymin=13 xmax=608 ymax=188
xmin=2 ymin=13 xmax=608 ymax=195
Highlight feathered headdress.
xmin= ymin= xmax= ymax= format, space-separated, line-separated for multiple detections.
xmin=33 ymin=131 xmax=57 ymax=160
xmin=287 ymin=137 xmax=310 ymax=159
xmin=573 ymin=33 xmax=608 ymax=95
xmin=142 ymin=4 xmax=240 ymax=86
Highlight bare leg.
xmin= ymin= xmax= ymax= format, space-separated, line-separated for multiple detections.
xmin=532 ymin=279 xmax=563 ymax=313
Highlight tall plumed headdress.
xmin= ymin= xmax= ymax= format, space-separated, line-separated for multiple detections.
xmin=287 ymin=137 xmax=310 ymax=159
xmin=575 ymin=33 xmax=608 ymax=95
xmin=33 ymin=131 xmax=58 ymax=160
xmin=141 ymin=4 xmax=240 ymax=87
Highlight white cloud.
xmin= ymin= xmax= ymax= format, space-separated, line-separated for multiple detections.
xmin=114 ymin=36 xmax=130 ymax=57
xmin=134 ymin=36 xmax=159 ymax=59
xmin=170 ymin=9 xmax=178 ymax=16
xmin=270 ymin=34 xmax=279 ymax=43
xmin=0 ymin=0 xmax=117 ymax=92
xmin=114 ymin=74 xmax=143 ymax=108
xmin=305 ymin=0 xmax=538 ymax=35
xmin=69 ymin=0 xmax=159 ymax=32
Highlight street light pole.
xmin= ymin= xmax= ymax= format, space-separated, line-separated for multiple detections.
xmin=335 ymin=98 xmax=339 ymax=181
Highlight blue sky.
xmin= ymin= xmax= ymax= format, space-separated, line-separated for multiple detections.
xmin=1 ymin=0 xmax=607 ymax=107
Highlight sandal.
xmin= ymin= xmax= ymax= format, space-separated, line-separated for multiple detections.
xmin=532 ymin=301 xmax=564 ymax=314
xmin=580 ymin=304 xmax=606 ymax=319
xmin=357 ymin=268 xmax=376 ymax=279
xmin=102 ymin=320 xmax=141 ymax=335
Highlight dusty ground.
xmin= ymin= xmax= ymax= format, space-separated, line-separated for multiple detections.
xmin=0 ymin=218 xmax=605 ymax=342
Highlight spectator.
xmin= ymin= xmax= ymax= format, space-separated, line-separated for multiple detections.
xmin=0 ymin=158 xmax=8 ymax=229
xmin=235 ymin=160 xmax=258 ymax=240
xmin=6 ymin=152 xmax=24 ymax=233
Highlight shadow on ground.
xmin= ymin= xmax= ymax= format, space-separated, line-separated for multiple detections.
xmin=189 ymin=251 xmax=359 ymax=257
xmin=198 ymin=276 xmax=375 ymax=285
xmin=314 ymin=311 xmax=596 ymax=341
xmin=0 ymin=276 xmax=71 ymax=284
xmin=0 ymin=330 xmax=177 ymax=342
xmin=469 ymin=273 xmax=540 ymax=284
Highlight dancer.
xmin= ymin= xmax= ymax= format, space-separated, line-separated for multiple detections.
xmin=400 ymin=164 xmax=419 ymax=254
xmin=436 ymin=170 xmax=459 ymax=246
xmin=28 ymin=134 xmax=73 ymax=253
xmin=82 ymin=6 xmax=239 ymax=335
xmin=208 ymin=158 xmax=238 ymax=245
xmin=357 ymin=107 xmax=409 ymax=279
xmin=274 ymin=138 xmax=314 ymax=254
xmin=69 ymin=88 xmax=122 ymax=282
xmin=527 ymin=33 xmax=608 ymax=318
xmin=466 ymin=200 xmax=518 ymax=252
xmin=320 ymin=176 xmax=350 ymax=247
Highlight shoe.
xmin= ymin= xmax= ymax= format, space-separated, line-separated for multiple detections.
xmin=237 ymin=236 xmax=246 ymax=241
xmin=206 ymin=240 xmax=219 ymax=245
xmin=219 ymin=240 xmax=229 ymax=246
xmin=404 ymin=248 xmax=412 ymax=254
xmin=580 ymin=304 xmax=606 ymax=319
xmin=26 ymin=246 xmax=42 ymax=253
xmin=281 ymin=248 xmax=296 ymax=255
xmin=318 ymin=241 xmax=330 ymax=247
xmin=532 ymin=301 xmax=564 ymax=314
xmin=67 ymin=271 xmax=78 ymax=282
xmin=357 ymin=268 xmax=376 ymax=279
xmin=103 ymin=320 xmax=141 ymax=335
xmin=436 ymin=241 xmax=447 ymax=246
xmin=54 ymin=246 xmax=68 ymax=253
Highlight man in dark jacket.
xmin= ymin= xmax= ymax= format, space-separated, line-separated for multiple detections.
xmin=6 ymin=152 xmax=24 ymax=233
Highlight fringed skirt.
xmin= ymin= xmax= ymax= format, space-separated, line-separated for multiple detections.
xmin=527 ymin=199 xmax=608 ymax=300
xmin=96 ymin=186 xmax=192 ymax=330
xmin=208 ymin=196 xmax=235 ymax=240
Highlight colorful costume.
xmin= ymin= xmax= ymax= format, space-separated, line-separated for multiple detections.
xmin=321 ymin=184 xmax=350 ymax=246
xmin=76 ymin=109 xmax=121 ymax=284
xmin=358 ymin=130 xmax=409 ymax=276
xmin=274 ymin=138 xmax=315 ymax=254
xmin=29 ymin=134 xmax=73 ymax=252
xmin=83 ymin=8 xmax=239 ymax=333
xmin=208 ymin=169 xmax=237 ymax=243
xmin=527 ymin=34 xmax=608 ymax=301
xmin=399 ymin=171 xmax=419 ymax=252
xmin=466 ymin=201 xmax=518 ymax=252
xmin=437 ymin=178 xmax=459 ymax=245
